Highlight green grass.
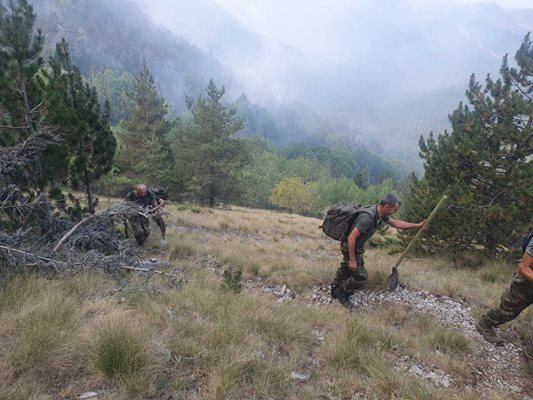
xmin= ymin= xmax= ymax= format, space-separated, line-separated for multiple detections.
xmin=411 ymin=315 xmax=473 ymax=354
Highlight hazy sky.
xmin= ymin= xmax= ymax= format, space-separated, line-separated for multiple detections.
xmin=458 ymin=0 xmax=533 ymax=6
xmin=138 ymin=0 xmax=533 ymax=64
xmin=213 ymin=0 xmax=533 ymax=22
xmin=209 ymin=0 xmax=533 ymax=61
xmin=207 ymin=0 xmax=533 ymax=61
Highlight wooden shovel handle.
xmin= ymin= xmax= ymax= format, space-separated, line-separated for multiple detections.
xmin=392 ymin=195 xmax=447 ymax=270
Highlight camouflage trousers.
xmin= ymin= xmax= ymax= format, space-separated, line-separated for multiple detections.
xmin=153 ymin=214 xmax=166 ymax=238
xmin=331 ymin=241 xmax=369 ymax=294
xmin=125 ymin=214 xmax=166 ymax=245
xmin=485 ymin=273 xmax=533 ymax=326
xmin=484 ymin=273 xmax=533 ymax=367
xmin=127 ymin=215 xmax=150 ymax=245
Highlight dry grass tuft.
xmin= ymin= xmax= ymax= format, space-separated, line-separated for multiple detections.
xmin=168 ymin=233 xmax=197 ymax=260
xmin=89 ymin=309 xmax=160 ymax=397
xmin=7 ymin=292 xmax=80 ymax=378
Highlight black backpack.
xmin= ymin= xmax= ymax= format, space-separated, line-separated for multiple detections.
xmin=149 ymin=186 xmax=168 ymax=204
xmin=320 ymin=204 xmax=372 ymax=240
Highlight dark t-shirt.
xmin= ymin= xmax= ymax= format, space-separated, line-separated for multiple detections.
xmin=348 ymin=206 xmax=390 ymax=252
xmin=126 ymin=190 xmax=156 ymax=207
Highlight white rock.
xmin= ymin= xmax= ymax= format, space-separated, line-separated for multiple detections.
xmin=425 ymin=372 xmax=450 ymax=388
xmin=409 ymin=365 xmax=424 ymax=376
xmin=79 ymin=392 xmax=98 ymax=400
xmin=291 ymin=371 xmax=309 ymax=383
xmin=273 ymin=284 xmax=287 ymax=297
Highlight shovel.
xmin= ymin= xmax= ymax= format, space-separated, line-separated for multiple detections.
xmin=387 ymin=195 xmax=448 ymax=291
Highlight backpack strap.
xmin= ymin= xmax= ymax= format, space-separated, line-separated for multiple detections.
xmin=342 ymin=208 xmax=374 ymax=240
xmin=521 ymin=232 xmax=533 ymax=255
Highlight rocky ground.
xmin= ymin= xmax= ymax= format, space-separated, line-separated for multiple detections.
xmin=198 ymin=253 xmax=533 ymax=399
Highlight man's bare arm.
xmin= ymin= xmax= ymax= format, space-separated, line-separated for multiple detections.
xmin=346 ymin=228 xmax=362 ymax=271
xmin=387 ymin=218 xmax=425 ymax=230
xmin=518 ymin=252 xmax=533 ymax=283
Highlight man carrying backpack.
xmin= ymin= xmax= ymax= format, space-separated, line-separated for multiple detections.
xmin=124 ymin=183 xmax=166 ymax=245
xmin=330 ymin=193 xmax=425 ymax=308
xmin=476 ymin=231 xmax=533 ymax=370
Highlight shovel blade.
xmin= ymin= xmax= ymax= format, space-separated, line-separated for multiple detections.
xmin=388 ymin=267 xmax=399 ymax=291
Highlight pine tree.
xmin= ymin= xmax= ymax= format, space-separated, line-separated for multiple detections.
xmin=180 ymin=79 xmax=250 ymax=207
xmin=0 ymin=0 xmax=44 ymax=144
xmin=89 ymin=68 xmax=134 ymax=124
xmin=411 ymin=35 xmax=533 ymax=254
xmin=115 ymin=62 xmax=171 ymax=183
xmin=40 ymin=38 xmax=116 ymax=214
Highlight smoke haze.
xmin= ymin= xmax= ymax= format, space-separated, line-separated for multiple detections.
xmin=133 ymin=0 xmax=533 ymax=160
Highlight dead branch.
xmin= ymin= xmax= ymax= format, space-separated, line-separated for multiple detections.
xmin=52 ymin=202 xmax=148 ymax=253
xmin=0 ymin=125 xmax=30 ymax=130
xmin=120 ymin=265 xmax=181 ymax=279
xmin=0 ymin=244 xmax=62 ymax=270
xmin=0 ymin=128 xmax=61 ymax=181
xmin=52 ymin=212 xmax=99 ymax=254
xmin=139 ymin=201 xmax=166 ymax=217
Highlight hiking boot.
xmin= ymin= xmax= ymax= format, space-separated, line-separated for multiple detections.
xmin=334 ymin=287 xmax=354 ymax=310
xmin=135 ymin=232 xmax=148 ymax=246
xmin=476 ymin=317 xmax=504 ymax=344
xmin=331 ymin=284 xmax=338 ymax=299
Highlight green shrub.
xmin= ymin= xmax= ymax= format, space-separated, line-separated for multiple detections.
xmin=222 ymin=267 xmax=243 ymax=293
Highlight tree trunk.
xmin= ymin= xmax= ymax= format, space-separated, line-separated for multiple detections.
xmin=209 ymin=183 xmax=215 ymax=208
xmin=485 ymin=229 xmax=497 ymax=255
xmin=17 ymin=61 xmax=35 ymax=137
xmin=84 ymin=169 xmax=94 ymax=214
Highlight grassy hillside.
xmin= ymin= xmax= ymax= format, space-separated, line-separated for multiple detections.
xmin=0 ymin=204 xmax=531 ymax=399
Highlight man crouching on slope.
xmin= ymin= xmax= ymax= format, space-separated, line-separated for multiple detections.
xmin=331 ymin=193 xmax=425 ymax=309
xmin=125 ymin=184 xmax=166 ymax=245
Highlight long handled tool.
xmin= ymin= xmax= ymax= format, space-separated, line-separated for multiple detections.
xmin=387 ymin=195 xmax=448 ymax=291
